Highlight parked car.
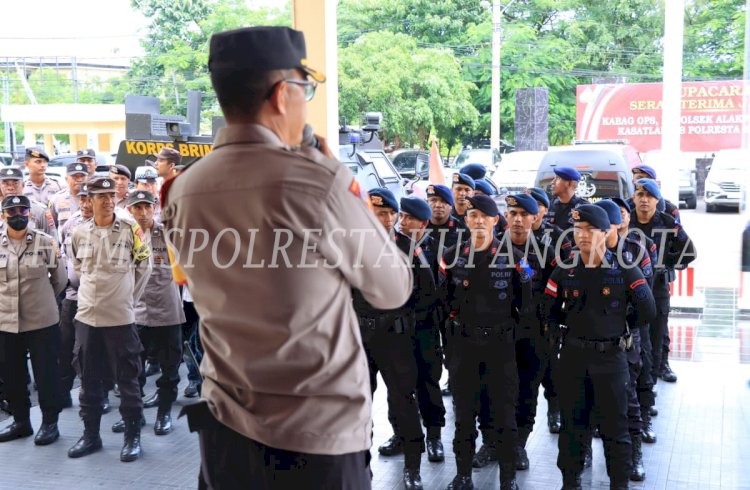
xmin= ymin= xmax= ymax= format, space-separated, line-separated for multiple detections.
xmin=535 ymin=142 xmax=643 ymax=202
xmin=491 ymin=151 xmax=546 ymax=194
xmin=450 ymin=147 xmax=501 ymax=173
xmin=704 ymin=149 xmax=749 ymax=212
xmin=391 ymin=149 xmax=430 ymax=179
xmin=679 ymin=168 xmax=697 ymax=209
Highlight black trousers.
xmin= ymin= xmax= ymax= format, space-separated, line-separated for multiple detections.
xmin=650 ymin=296 xmax=671 ymax=384
xmin=137 ymin=324 xmax=182 ymax=410
xmin=387 ymin=323 xmax=445 ymax=432
xmin=449 ymin=331 xmax=518 ymax=475
xmin=73 ymin=321 xmax=143 ymax=419
xmin=182 ymin=401 xmax=371 ymax=490
xmin=515 ymin=333 xmax=547 ymax=434
xmin=182 ymin=300 xmax=202 ymax=384
xmin=626 ymin=330 xmax=643 ymax=434
xmin=59 ymin=299 xmax=78 ymax=395
xmin=0 ymin=326 xmax=61 ymax=424
xmin=637 ymin=324 xmax=655 ymax=410
xmin=557 ymin=345 xmax=631 ymax=483
xmin=362 ymin=324 xmax=424 ymax=456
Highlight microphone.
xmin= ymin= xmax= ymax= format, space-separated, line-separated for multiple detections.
xmin=302 ymin=124 xmax=322 ymax=151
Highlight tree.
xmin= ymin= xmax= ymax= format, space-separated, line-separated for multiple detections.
xmin=339 ymin=32 xmax=479 ymax=149
xmin=683 ymin=0 xmax=746 ymax=80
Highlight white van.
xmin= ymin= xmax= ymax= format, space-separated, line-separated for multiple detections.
xmin=490 ymin=151 xmax=546 ymax=194
xmin=704 ymin=149 xmax=749 ymax=212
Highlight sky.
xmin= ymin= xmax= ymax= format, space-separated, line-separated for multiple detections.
xmin=0 ymin=0 xmax=287 ymax=63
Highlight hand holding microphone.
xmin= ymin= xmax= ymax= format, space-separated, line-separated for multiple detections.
xmin=302 ymin=124 xmax=335 ymax=159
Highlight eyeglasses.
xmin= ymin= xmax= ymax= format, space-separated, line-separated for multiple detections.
xmin=266 ymin=79 xmax=317 ymax=102
xmin=4 ymin=207 xmax=30 ymax=217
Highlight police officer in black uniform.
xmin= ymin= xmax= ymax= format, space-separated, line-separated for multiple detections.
xmin=353 ymin=188 xmax=432 ymax=490
xmin=461 ymin=163 xmax=508 ymax=231
xmin=426 ymin=184 xmax=467 ymax=255
xmin=450 ymin=173 xmax=476 ymax=228
xmin=629 ymin=180 xmax=696 ymax=444
xmin=397 ymin=196 xmax=447 ymax=463
xmin=544 ymin=204 xmax=656 ymax=490
xmin=613 ymin=197 xmax=660 ymax=450
xmin=441 ymin=195 xmax=530 ymax=490
xmin=527 ymin=186 xmax=572 ymax=433
xmin=596 ymin=199 xmax=656 ymax=482
xmin=628 ymin=165 xmax=681 ymax=225
xmin=547 ymin=167 xmax=589 ymax=230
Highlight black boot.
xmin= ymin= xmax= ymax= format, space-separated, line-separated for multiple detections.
xmin=0 ymin=419 xmax=33 ymax=442
xmin=547 ymin=399 xmax=561 ymax=434
xmin=144 ymin=360 xmax=160 ymax=377
xmin=649 ymin=406 xmax=658 ymax=417
xmin=154 ymin=407 xmax=173 ymax=436
xmin=34 ymin=422 xmax=60 ymax=446
xmin=446 ymin=474 xmax=474 ymax=490
xmin=610 ymin=481 xmax=629 ymax=490
xmin=101 ymin=395 xmax=111 ymax=414
xmin=561 ymin=472 xmax=582 ymax=490
xmin=112 ymin=415 xmax=146 ymax=433
xmin=403 ymin=452 xmax=423 ymax=490
xmin=500 ymin=463 xmax=519 ymax=490
xmin=630 ymin=433 xmax=645 ymax=481
xmin=68 ymin=415 xmax=102 ymax=458
xmin=120 ymin=417 xmax=143 ymax=462
xmin=378 ymin=434 xmax=403 ymax=456
xmin=426 ymin=427 xmax=444 ymax=462
xmin=641 ymin=411 xmax=657 ymax=443
xmin=660 ymin=359 xmax=677 ymax=382
xmin=516 ymin=427 xmax=531 ymax=471
xmin=472 ymin=431 xmax=497 ymax=468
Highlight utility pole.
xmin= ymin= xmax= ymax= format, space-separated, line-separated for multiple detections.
xmin=481 ymin=0 xmax=516 ymax=153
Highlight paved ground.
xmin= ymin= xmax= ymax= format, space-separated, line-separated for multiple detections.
xmin=1 ymin=357 xmax=749 ymax=489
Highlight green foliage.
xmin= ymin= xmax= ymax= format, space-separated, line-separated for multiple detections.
xmin=683 ymin=0 xmax=746 ymax=80
xmin=339 ymin=32 xmax=479 ymax=148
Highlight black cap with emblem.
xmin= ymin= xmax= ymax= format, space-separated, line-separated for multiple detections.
xmin=67 ymin=162 xmax=88 ymax=176
xmin=0 ymin=167 xmax=23 ymax=180
xmin=109 ymin=164 xmax=132 ymax=180
xmin=208 ymin=26 xmax=326 ymax=83
xmin=25 ymin=147 xmax=49 ymax=161
xmin=2 ymin=194 xmax=31 ymax=210
xmin=127 ymin=190 xmax=157 ymax=206
xmin=87 ymin=177 xmax=117 ymax=194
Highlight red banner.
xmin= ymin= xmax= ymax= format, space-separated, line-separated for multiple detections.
xmin=576 ymin=81 xmax=747 ymax=152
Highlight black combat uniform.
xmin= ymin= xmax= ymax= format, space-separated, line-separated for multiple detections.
xmin=353 ymin=231 xmax=435 ymax=481
xmin=547 ymin=194 xmax=589 ymax=230
xmin=441 ymin=238 xmax=532 ymax=488
xmin=544 ymin=249 xmax=656 ymax=489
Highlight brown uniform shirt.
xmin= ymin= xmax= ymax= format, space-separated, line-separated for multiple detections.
xmin=162 ymin=123 xmax=413 ymax=455
xmin=0 ymin=229 xmax=67 ymax=333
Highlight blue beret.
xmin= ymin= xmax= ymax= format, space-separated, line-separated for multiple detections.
xmin=460 ymin=163 xmax=487 ymax=180
xmin=400 ymin=197 xmax=432 ymax=221
xmin=611 ymin=197 xmax=630 ymax=213
xmin=634 ymin=178 xmax=662 ymax=200
xmin=505 ymin=193 xmax=539 ymax=215
xmin=553 ymin=166 xmax=581 ymax=181
xmin=452 ymin=172 xmax=476 ymax=189
xmin=466 ymin=195 xmax=498 ymax=218
xmin=369 ymin=187 xmax=398 ymax=211
xmin=525 ymin=187 xmax=550 ymax=208
xmin=474 ymin=179 xmax=495 ymax=196
xmin=571 ymin=204 xmax=610 ymax=231
xmin=633 ymin=165 xmax=657 ymax=179
xmin=594 ymin=199 xmax=622 ymax=225
xmin=426 ymin=184 xmax=454 ymax=206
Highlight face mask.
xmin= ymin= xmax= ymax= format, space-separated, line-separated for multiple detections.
xmin=7 ymin=215 xmax=29 ymax=231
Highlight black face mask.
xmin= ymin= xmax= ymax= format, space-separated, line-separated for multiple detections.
xmin=7 ymin=215 xmax=29 ymax=231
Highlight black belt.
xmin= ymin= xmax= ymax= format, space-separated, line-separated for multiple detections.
xmin=358 ymin=313 xmax=414 ymax=334
xmin=565 ymin=336 xmax=627 ymax=353
xmin=460 ymin=323 xmax=514 ymax=342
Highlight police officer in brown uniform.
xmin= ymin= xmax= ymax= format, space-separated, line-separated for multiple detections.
xmin=48 ymin=162 xmax=87 ymax=228
xmin=23 ymin=147 xmax=62 ymax=205
xmin=161 ymin=26 xmax=412 ymax=489
xmin=110 ymin=190 xmax=185 ymax=436
xmin=76 ymin=149 xmax=98 ymax=176
xmin=58 ymin=184 xmax=94 ymax=408
xmin=109 ymin=165 xmax=132 ymax=209
xmin=153 ymin=148 xmax=182 ymax=180
xmin=1 ymin=167 xmax=57 ymax=238
xmin=68 ymin=177 xmax=152 ymax=462
xmin=0 ymin=195 xmax=67 ymax=445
